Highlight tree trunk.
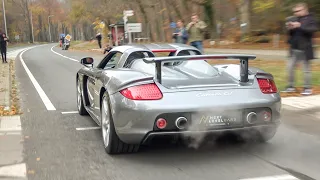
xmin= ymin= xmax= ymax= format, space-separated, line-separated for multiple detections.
xmin=24 ymin=0 xmax=33 ymax=42
xmin=203 ymin=0 xmax=215 ymax=39
xmin=240 ymin=0 xmax=251 ymax=34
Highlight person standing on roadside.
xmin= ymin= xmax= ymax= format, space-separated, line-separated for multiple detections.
xmin=0 ymin=33 xmax=9 ymax=63
xmin=282 ymin=3 xmax=318 ymax=95
xmin=172 ymin=20 xmax=188 ymax=44
xmin=186 ymin=13 xmax=207 ymax=53
xmin=96 ymin=32 xmax=102 ymax=48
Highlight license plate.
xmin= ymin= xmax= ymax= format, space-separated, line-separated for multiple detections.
xmin=192 ymin=111 xmax=242 ymax=127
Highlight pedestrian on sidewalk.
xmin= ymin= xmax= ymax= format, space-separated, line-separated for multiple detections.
xmin=96 ymin=32 xmax=102 ymax=49
xmin=172 ymin=20 xmax=188 ymax=44
xmin=0 ymin=33 xmax=9 ymax=63
xmin=282 ymin=2 xmax=318 ymax=95
xmin=186 ymin=13 xmax=207 ymax=53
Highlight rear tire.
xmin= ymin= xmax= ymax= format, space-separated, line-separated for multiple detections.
xmin=77 ymin=78 xmax=88 ymax=115
xmin=101 ymin=93 xmax=140 ymax=154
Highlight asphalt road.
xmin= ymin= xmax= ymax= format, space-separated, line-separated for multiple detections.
xmin=16 ymin=44 xmax=320 ymax=180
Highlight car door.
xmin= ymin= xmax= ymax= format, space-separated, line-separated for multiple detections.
xmin=90 ymin=51 xmax=123 ymax=117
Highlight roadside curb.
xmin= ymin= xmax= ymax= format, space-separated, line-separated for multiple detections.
xmin=281 ymin=95 xmax=320 ymax=110
xmin=0 ymin=116 xmax=27 ymax=179
xmin=0 ymin=47 xmax=33 ymax=180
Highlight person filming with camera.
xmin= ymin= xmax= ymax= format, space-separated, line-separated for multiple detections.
xmin=283 ymin=3 xmax=318 ymax=95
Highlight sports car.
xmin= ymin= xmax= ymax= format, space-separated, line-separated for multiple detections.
xmin=76 ymin=43 xmax=281 ymax=154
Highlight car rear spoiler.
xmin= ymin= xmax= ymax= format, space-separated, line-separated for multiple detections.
xmin=143 ymin=54 xmax=256 ymax=83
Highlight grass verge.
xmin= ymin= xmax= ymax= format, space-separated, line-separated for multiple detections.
xmin=69 ymin=40 xmax=101 ymax=51
xmin=0 ymin=59 xmax=21 ymax=116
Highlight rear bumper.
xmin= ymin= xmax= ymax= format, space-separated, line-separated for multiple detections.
xmin=119 ymin=122 xmax=280 ymax=145
xmin=109 ymin=90 xmax=281 ymax=145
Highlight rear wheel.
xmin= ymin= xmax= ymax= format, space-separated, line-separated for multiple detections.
xmin=101 ymin=93 xmax=140 ymax=154
xmin=77 ymin=78 xmax=88 ymax=115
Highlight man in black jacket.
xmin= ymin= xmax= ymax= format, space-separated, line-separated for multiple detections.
xmin=0 ymin=33 xmax=9 ymax=63
xmin=96 ymin=33 xmax=102 ymax=48
xmin=283 ymin=2 xmax=318 ymax=95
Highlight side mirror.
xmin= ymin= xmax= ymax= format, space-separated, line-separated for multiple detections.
xmin=80 ymin=57 xmax=94 ymax=67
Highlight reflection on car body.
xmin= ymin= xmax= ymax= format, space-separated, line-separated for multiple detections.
xmin=75 ymin=43 xmax=281 ymax=154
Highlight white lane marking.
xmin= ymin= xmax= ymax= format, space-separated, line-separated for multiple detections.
xmin=61 ymin=111 xmax=78 ymax=114
xmin=239 ymin=174 xmax=299 ymax=180
xmin=0 ymin=163 xmax=27 ymax=178
xmin=50 ymin=45 xmax=79 ymax=62
xmin=20 ymin=46 xmax=56 ymax=110
xmin=76 ymin=127 xmax=101 ymax=131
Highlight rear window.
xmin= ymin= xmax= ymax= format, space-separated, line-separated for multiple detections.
xmin=124 ymin=51 xmax=155 ymax=68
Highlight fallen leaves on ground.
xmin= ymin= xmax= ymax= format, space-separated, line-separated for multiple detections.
xmin=0 ymin=59 xmax=21 ymax=116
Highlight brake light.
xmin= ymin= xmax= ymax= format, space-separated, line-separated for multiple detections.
xmin=120 ymin=83 xmax=163 ymax=100
xmin=257 ymin=78 xmax=277 ymax=94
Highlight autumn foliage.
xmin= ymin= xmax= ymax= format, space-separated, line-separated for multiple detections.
xmin=1 ymin=0 xmax=319 ymax=43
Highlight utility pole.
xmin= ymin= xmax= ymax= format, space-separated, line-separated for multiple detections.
xmin=2 ymin=0 xmax=7 ymax=36
xmin=48 ymin=15 xmax=54 ymax=42
xmin=31 ymin=11 xmax=34 ymax=43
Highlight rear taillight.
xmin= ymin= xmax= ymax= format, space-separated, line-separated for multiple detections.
xmin=257 ymin=78 xmax=277 ymax=94
xmin=120 ymin=83 xmax=163 ymax=100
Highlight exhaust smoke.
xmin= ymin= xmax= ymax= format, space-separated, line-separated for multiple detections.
xmin=180 ymin=108 xmax=244 ymax=149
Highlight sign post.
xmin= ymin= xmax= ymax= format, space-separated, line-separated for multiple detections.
xmin=127 ymin=23 xmax=142 ymax=44
xmin=123 ymin=10 xmax=134 ymax=44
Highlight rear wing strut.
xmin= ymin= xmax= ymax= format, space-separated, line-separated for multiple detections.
xmin=143 ymin=54 xmax=256 ymax=84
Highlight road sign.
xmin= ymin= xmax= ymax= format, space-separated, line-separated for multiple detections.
xmin=127 ymin=23 xmax=142 ymax=33
xmin=65 ymin=34 xmax=72 ymax=41
xmin=124 ymin=10 xmax=134 ymax=16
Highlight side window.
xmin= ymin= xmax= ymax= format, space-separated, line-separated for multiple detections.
xmin=108 ymin=52 xmax=122 ymax=66
xmin=99 ymin=52 xmax=123 ymax=69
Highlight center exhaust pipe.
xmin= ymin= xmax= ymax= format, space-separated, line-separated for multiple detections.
xmin=246 ymin=112 xmax=257 ymax=124
xmin=175 ymin=117 xmax=188 ymax=130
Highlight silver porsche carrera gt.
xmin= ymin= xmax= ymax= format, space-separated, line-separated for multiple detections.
xmin=76 ymin=43 xmax=281 ymax=154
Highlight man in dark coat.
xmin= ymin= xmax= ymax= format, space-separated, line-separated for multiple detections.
xmin=96 ymin=33 xmax=102 ymax=48
xmin=282 ymin=2 xmax=318 ymax=95
xmin=0 ymin=33 xmax=9 ymax=63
